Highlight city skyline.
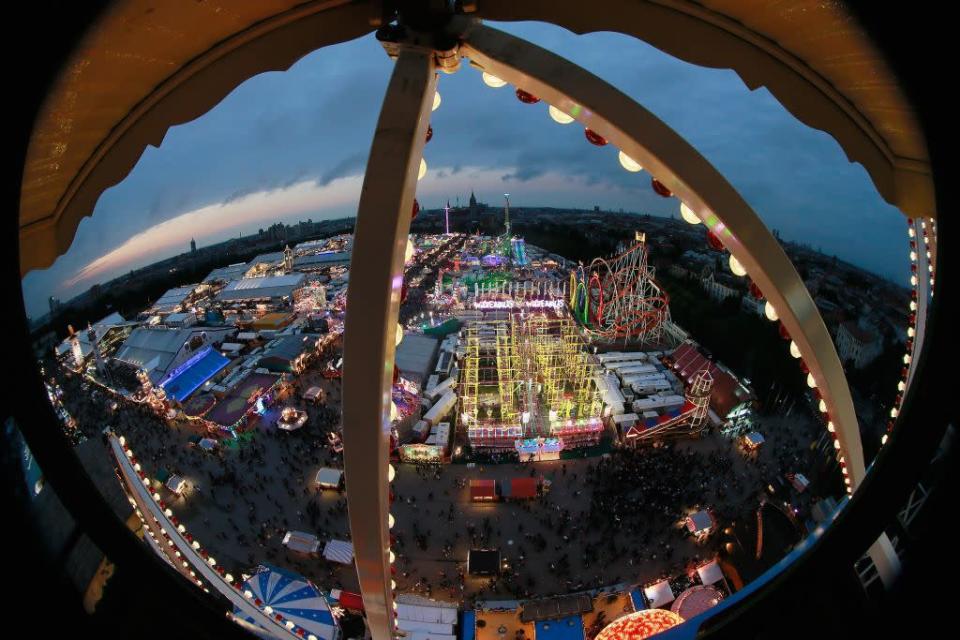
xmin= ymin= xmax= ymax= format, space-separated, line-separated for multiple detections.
xmin=20 ymin=21 xmax=910 ymax=319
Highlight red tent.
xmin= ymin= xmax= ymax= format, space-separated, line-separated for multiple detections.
xmin=469 ymin=479 xmax=497 ymax=501
xmin=338 ymin=591 xmax=364 ymax=611
xmin=508 ymin=477 xmax=539 ymax=499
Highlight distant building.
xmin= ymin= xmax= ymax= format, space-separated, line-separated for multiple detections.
xmin=701 ymin=270 xmax=739 ymax=303
xmin=190 ymin=238 xmax=196 ymax=253
xmin=836 ymin=321 xmax=882 ymax=369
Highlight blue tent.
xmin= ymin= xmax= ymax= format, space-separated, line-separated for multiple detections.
xmin=160 ymin=346 xmax=230 ymax=402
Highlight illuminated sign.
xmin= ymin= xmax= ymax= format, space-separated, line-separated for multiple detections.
xmin=473 ymin=299 xmax=565 ymax=310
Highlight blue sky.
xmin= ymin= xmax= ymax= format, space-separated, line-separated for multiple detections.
xmin=20 ymin=21 xmax=909 ymax=319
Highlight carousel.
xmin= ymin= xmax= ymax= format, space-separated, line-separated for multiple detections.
xmin=277 ymin=406 xmax=308 ymax=431
xmin=594 ymin=609 xmax=684 ymax=640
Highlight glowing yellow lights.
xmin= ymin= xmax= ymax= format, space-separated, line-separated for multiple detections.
xmin=618 ymin=150 xmax=643 ymax=172
xmin=225 ymin=574 xmax=234 ymax=583
xmin=548 ymin=104 xmax=575 ymax=124
xmin=680 ymin=202 xmax=702 ymax=225
xmin=881 ymin=434 xmax=889 ymax=445
xmin=482 ymin=72 xmax=507 ymax=88
xmin=818 ymin=399 xmax=827 ymax=413
xmin=729 ymin=255 xmax=747 ymax=277
xmin=388 ymin=464 xmax=396 ymax=482
xmin=118 ymin=436 xmax=126 ymax=446
xmin=833 ymin=440 xmax=841 ymax=450
xmin=789 ymin=341 xmax=801 ymax=359
xmin=389 ymin=550 xmax=396 ymax=563
xmin=806 ymin=372 xmax=817 ymax=388
xmin=910 ymin=251 xmax=917 ymax=262
xmin=265 ymin=606 xmax=274 ymax=615
xmin=395 ymin=323 xmax=404 ymax=347
xmin=391 ymin=580 xmax=397 ymax=590
xmin=418 ymin=158 xmax=427 ymax=181
xmin=910 ymin=301 xmax=917 ymax=311
xmin=393 ymin=602 xmax=399 ymax=611
xmin=907 ymin=326 xmax=915 ymax=338
xmin=432 ymin=91 xmax=441 ymax=111
xmin=844 ymin=477 xmax=851 ymax=485
xmin=903 ymin=353 xmax=911 ymax=364
xmin=908 ymin=227 xmax=916 ymax=238
xmin=890 ymin=407 xmax=899 ymax=418
xmin=389 ymin=513 xmax=395 ymax=529
xmin=827 ymin=421 xmax=835 ymax=433
xmin=192 ymin=541 xmax=201 ymax=550
xmin=910 ymin=275 xmax=918 ymax=286
xmin=405 ymin=237 xmax=415 ymax=263
xmin=898 ymin=380 xmax=906 ymax=391
xmin=207 ymin=557 xmax=216 ymax=566
xmin=764 ymin=300 xmax=779 ymax=321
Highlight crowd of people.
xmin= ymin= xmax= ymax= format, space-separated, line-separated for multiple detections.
xmin=46 ymin=323 xmax=824 ymax=610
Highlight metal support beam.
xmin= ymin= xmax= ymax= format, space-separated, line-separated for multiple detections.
xmin=341 ymin=48 xmax=436 ymax=640
xmin=455 ymin=18 xmax=866 ymax=489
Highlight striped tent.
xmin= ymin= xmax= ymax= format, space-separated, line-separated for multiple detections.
xmin=323 ymin=539 xmax=354 ymax=565
xmin=236 ymin=565 xmax=338 ymax=640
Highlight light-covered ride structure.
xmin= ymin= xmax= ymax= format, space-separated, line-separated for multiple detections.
xmin=570 ymin=232 xmax=671 ymax=345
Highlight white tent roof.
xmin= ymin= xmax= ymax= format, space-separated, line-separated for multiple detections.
xmin=397 ymin=603 xmax=458 ymax=625
xmin=315 ymin=468 xmax=343 ymax=487
xmin=323 ymin=539 xmax=354 ymax=565
xmin=644 ymin=579 xmax=675 ymax=608
xmin=697 ymin=560 xmax=724 ymax=586
xmin=396 ymin=620 xmax=455 ymax=636
xmin=283 ymin=530 xmax=320 ymax=554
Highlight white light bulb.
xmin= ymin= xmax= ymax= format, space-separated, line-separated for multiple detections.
xmin=903 ymin=353 xmax=911 ymax=364
xmin=909 ymin=301 xmax=917 ymax=311
xmin=389 ymin=513 xmax=395 ymax=529
xmin=395 ymin=323 xmax=404 ymax=347
xmin=890 ymin=407 xmax=898 ymax=418
xmin=482 ymin=72 xmax=506 ymax=88
xmin=418 ymin=158 xmax=427 ymax=181
xmin=432 ymin=91 xmax=441 ymax=111
xmin=910 ymin=275 xmax=918 ymax=286
xmin=827 ymin=421 xmax=835 ymax=433
xmin=806 ymin=372 xmax=816 ymax=388
xmin=907 ymin=327 xmax=915 ymax=338
xmin=764 ymin=300 xmax=779 ymax=321
xmin=910 ymin=251 xmax=917 ymax=262
xmin=789 ymin=341 xmax=801 ymax=359
xmin=618 ymin=150 xmax=643 ymax=172
xmin=729 ymin=255 xmax=747 ymax=277
xmin=548 ymin=105 xmax=574 ymax=124
xmin=881 ymin=434 xmax=888 ymax=445
xmin=833 ymin=440 xmax=841 ymax=450
xmin=818 ymin=399 xmax=827 ymax=413
xmin=388 ymin=464 xmax=396 ymax=482
xmin=908 ymin=227 xmax=915 ymax=238
xmin=389 ymin=550 xmax=396 ymax=563
xmin=680 ymin=203 xmax=702 ymax=225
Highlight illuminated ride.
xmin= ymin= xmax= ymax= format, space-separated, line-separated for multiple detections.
xmin=570 ymin=232 xmax=670 ymax=345
xmin=593 ymin=608 xmax=684 ymax=640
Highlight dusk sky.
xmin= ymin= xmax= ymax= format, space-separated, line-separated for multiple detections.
xmin=20 ymin=21 xmax=909 ymax=319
